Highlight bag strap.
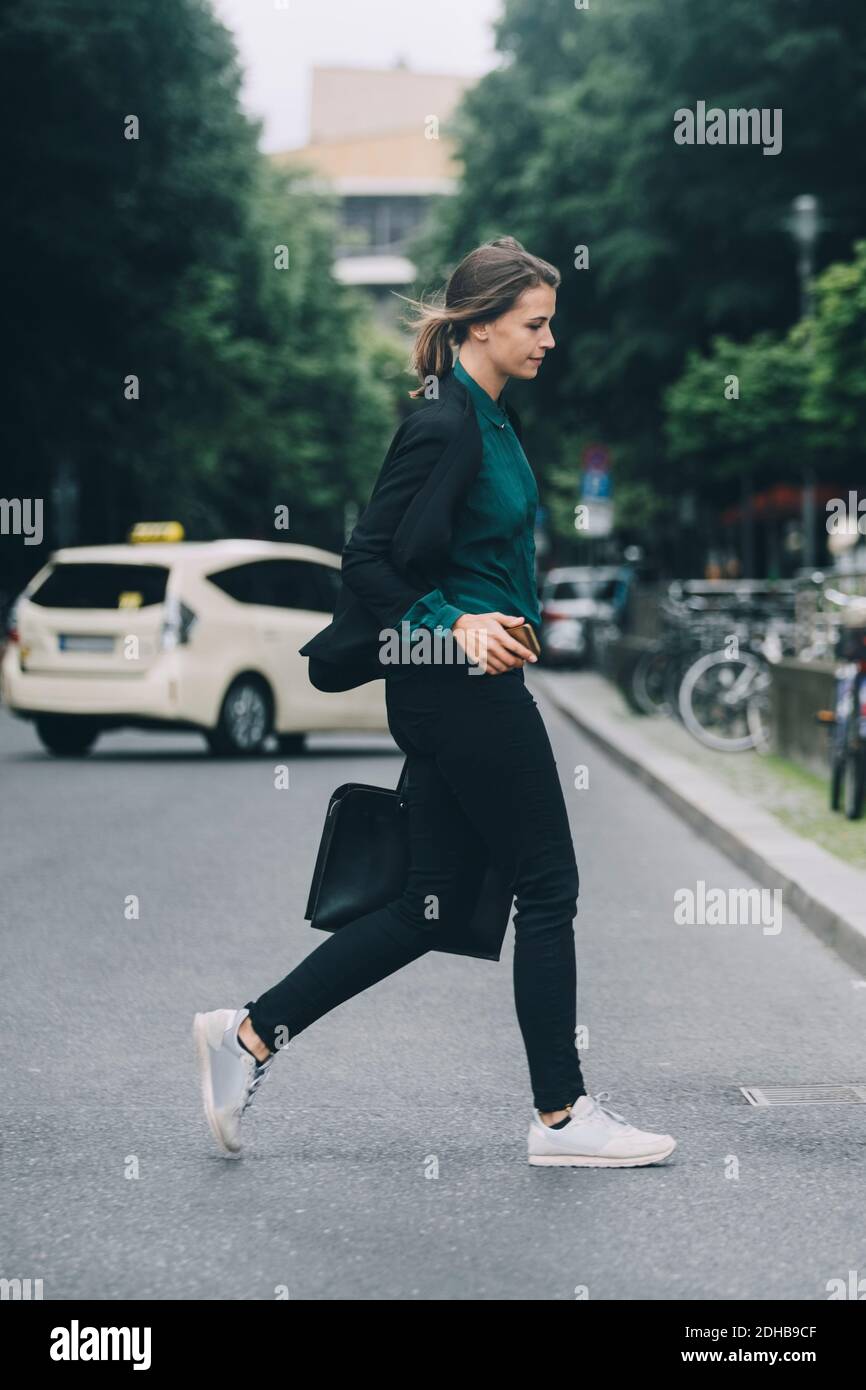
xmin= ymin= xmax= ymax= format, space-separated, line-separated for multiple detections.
xmin=396 ymin=756 xmax=409 ymax=797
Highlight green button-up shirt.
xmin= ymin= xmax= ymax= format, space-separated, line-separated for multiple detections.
xmin=398 ymin=355 xmax=541 ymax=640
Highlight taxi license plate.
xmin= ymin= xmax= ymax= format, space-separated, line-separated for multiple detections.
xmin=58 ymin=634 xmax=115 ymax=653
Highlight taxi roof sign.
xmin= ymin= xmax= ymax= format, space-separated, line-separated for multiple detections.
xmin=129 ymin=521 xmax=185 ymax=544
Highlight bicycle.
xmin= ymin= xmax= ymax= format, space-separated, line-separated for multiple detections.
xmin=677 ymin=620 xmax=794 ymax=753
xmin=631 ymin=592 xmax=740 ymax=719
xmin=816 ymin=596 xmax=866 ymax=820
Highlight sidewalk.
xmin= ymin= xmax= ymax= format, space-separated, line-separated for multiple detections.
xmin=534 ymin=669 xmax=866 ymax=975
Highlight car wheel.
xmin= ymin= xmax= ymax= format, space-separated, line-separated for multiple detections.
xmin=35 ymin=715 xmax=100 ymax=757
xmin=206 ymin=676 xmax=273 ymax=756
xmin=276 ymin=732 xmax=305 ymax=755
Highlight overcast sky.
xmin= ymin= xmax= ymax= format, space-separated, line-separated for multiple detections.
xmin=212 ymin=0 xmax=505 ymax=152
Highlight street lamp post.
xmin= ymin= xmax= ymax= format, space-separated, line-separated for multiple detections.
xmin=790 ymin=194 xmax=819 ymax=569
xmin=792 ymin=194 xmax=818 ymax=321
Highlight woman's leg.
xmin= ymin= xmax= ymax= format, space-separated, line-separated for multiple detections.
xmin=430 ymin=670 xmax=586 ymax=1113
xmin=243 ymin=742 xmax=484 ymax=1053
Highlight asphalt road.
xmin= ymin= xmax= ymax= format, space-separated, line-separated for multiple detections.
xmin=1 ymin=679 xmax=864 ymax=1301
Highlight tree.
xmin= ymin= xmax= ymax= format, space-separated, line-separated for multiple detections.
xmin=3 ymin=0 xmax=260 ymax=539
xmin=408 ymin=0 xmax=866 ymax=561
xmin=803 ymin=239 xmax=866 ymax=467
xmin=664 ymin=332 xmax=811 ymax=500
xmin=1 ymin=0 xmax=403 ymax=595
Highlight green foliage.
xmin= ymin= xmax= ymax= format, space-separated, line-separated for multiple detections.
xmin=803 ymin=239 xmax=866 ymax=455
xmin=664 ymin=333 xmax=810 ymax=496
xmin=408 ymin=0 xmax=866 ymax=548
xmin=664 ymin=242 xmax=866 ymax=498
xmin=1 ymin=0 xmax=400 ymax=580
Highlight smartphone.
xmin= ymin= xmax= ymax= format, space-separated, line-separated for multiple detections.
xmin=509 ymin=621 xmax=541 ymax=659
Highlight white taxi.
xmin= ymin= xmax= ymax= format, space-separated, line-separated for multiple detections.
xmin=0 ymin=539 xmax=387 ymax=755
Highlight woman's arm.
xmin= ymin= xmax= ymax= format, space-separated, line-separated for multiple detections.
xmin=340 ymin=411 xmax=462 ymax=630
xmin=340 ymin=409 xmax=534 ymax=674
xmin=399 ymin=589 xmax=466 ymax=636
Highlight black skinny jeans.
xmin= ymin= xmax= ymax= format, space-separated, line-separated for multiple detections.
xmin=246 ymin=662 xmax=585 ymax=1111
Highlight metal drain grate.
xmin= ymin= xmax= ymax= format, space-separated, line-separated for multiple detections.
xmin=740 ymin=1083 xmax=866 ymax=1107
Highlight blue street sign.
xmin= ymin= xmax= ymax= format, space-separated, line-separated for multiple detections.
xmin=581 ymin=469 xmax=612 ymax=500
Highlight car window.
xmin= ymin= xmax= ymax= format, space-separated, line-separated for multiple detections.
xmin=552 ymin=580 xmax=594 ymax=600
xmin=207 ymin=560 xmax=334 ymax=611
xmin=207 ymin=563 xmax=256 ymax=603
xmin=594 ymin=580 xmax=619 ymax=601
xmin=311 ymin=564 xmax=340 ymax=613
xmin=30 ymin=563 xmax=169 ymax=608
xmin=208 ymin=562 xmax=276 ymax=605
xmin=547 ymin=574 xmax=620 ymax=602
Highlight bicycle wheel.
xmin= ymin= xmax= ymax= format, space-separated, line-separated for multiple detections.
xmin=678 ymin=650 xmax=765 ymax=752
xmin=665 ymin=651 xmax=697 ymax=724
xmin=746 ymin=667 xmax=774 ymax=753
xmin=632 ymin=646 xmax=676 ymax=717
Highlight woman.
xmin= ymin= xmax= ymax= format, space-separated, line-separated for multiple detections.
xmin=193 ymin=237 xmax=676 ymax=1168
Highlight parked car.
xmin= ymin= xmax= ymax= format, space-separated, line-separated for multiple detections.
xmin=0 ymin=589 xmax=14 ymax=672
xmin=538 ymin=566 xmax=621 ymax=668
xmin=0 ymin=540 xmax=387 ymax=756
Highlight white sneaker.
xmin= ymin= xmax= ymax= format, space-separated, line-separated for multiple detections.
xmin=527 ymin=1090 xmax=676 ymax=1167
xmin=193 ymin=1006 xmax=275 ymax=1156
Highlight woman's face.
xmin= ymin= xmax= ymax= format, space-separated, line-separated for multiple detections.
xmin=477 ymin=283 xmax=556 ymax=382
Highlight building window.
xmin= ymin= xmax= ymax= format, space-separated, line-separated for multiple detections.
xmin=338 ymin=196 xmax=431 ymax=256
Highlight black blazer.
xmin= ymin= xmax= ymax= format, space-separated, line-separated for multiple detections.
xmin=299 ymin=366 xmax=525 ymax=692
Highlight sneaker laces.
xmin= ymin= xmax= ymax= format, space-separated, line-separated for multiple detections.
xmin=586 ymin=1090 xmax=630 ymax=1126
xmin=240 ymin=1055 xmax=274 ymax=1116
xmin=563 ymin=1090 xmax=630 ymax=1126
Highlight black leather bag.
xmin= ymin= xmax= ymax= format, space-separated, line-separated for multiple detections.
xmin=304 ymin=758 xmax=515 ymax=961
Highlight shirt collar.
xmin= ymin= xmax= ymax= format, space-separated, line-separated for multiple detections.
xmin=453 ymin=356 xmax=509 ymax=430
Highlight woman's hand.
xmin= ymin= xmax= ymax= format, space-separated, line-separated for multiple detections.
xmin=452 ymin=612 xmax=538 ymax=675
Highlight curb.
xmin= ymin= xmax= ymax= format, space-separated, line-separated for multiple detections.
xmin=534 ymin=671 xmax=866 ymax=977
